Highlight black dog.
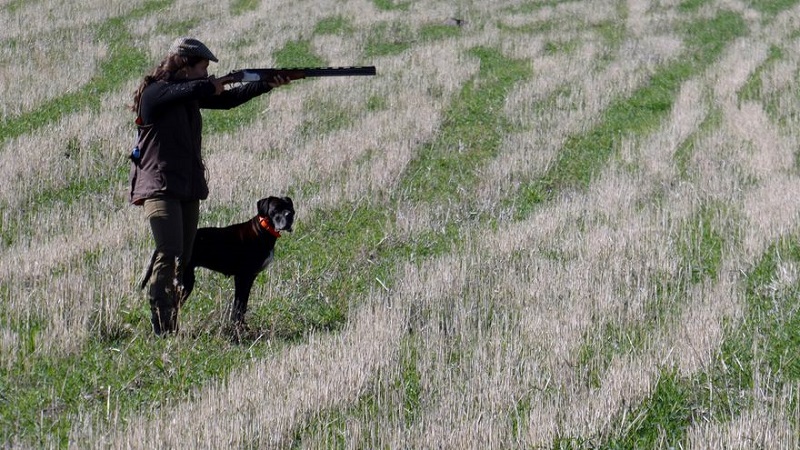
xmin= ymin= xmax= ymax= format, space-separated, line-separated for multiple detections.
xmin=140 ymin=196 xmax=294 ymax=324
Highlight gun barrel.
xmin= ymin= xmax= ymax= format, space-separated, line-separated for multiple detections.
xmin=229 ymin=66 xmax=376 ymax=82
xmin=302 ymin=66 xmax=377 ymax=77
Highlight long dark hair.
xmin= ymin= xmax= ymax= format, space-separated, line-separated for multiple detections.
xmin=130 ymin=53 xmax=205 ymax=114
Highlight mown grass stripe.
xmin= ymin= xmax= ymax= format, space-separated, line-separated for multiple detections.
xmin=673 ymin=108 xmax=722 ymax=179
xmin=401 ymin=46 xmax=532 ymax=204
xmin=513 ymin=11 xmax=747 ymax=218
xmin=567 ymin=5 xmax=800 ymax=445
xmin=0 ymin=0 xmax=171 ymax=144
xmin=284 ymin=47 xmax=535 ymax=447
xmin=539 ymin=10 xmax=751 ymax=446
xmin=598 ymin=236 xmax=800 ymax=448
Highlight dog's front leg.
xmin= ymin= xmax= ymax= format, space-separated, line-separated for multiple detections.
xmin=231 ymin=274 xmax=257 ymax=323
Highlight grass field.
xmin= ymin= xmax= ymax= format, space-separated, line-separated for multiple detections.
xmin=2 ymin=0 xmax=800 ymax=447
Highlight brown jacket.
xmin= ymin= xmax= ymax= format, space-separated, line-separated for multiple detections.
xmin=129 ymin=79 xmax=271 ymax=205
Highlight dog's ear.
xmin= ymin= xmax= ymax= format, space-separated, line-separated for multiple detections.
xmin=257 ymin=197 xmax=273 ymax=216
xmin=282 ymin=196 xmax=293 ymax=210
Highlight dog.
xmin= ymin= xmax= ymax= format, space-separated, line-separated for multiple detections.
xmin=140 ymin=196 xmax=294 ymax=324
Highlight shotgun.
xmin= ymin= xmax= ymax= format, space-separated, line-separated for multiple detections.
xmin=224 ymin=66 xmax=376 ymax=82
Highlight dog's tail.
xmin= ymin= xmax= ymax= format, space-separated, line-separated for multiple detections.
xmin=138 ymin=250 xmax=157 ymax=290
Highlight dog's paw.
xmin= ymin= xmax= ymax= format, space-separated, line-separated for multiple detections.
xmin=225 ymin=321 xmax=253 ymax=344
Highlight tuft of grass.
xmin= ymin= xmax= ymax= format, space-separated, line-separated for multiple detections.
xmin=299 ymin=98 xmax=355 ymax=137
xmin=678 ymin=0 xmax=711 ymax=12
xmin=366 ymin=95 xmax=388 ymax=112
xmin=607 ymin=368 xmax=699 ymax=448
xmin=371 ymin=0 xmax=410 ymax=11
xmin=543 ymin=39 xmax=578 ymax=55
xmin=418 ymin=23 xmax=462 ymax=41
xmin=155 ymin=18 xmax=199 ymax=36
xmin=673 ymin=108 xmax=722 ymax=179
xmin=749 ymin=0 xmax=800 ymax=16
xmin=314 ymin=15 xmax=355 ymax=36
xmin=397 ymin=333 xmax=422 ymax=425
xmin=273 ymin=40 xmax=328 ymax=68
xmin=230 ymin=0 xmax=260 ymax=15
xmin=364 ymin=22 xmax=413 ymax=57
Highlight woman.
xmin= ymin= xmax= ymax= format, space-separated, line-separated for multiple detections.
xmin=129 ymin=37 xmax=288 ymax=335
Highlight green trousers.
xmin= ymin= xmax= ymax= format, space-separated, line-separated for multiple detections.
xmin=143 ymin=197 xmax=199 ymax=335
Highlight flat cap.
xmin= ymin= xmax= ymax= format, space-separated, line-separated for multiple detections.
xmin=168 ymin=37 xmax=218 ymax=62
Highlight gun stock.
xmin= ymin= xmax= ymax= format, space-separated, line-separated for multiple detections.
xmin=226 ymin=66 xmax=376 ymax=82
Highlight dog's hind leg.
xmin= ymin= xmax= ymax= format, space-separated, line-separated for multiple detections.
xmin=138 ymin=250 xmax=157 ymax=290
xmin=231 ymin=274 xmax=257 ymax=323
xmin=181 ymin=267 xmax=196 ymax=307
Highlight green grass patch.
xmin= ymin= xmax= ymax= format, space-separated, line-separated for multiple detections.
xmin=155 ymin=18 xmax=199 ymax=36
xmin=497 ymin=19 xmax=557 ymax=35
xmin=230 ymin=0 xmax=259 ymax=15
xmin=201 ymin=96 xmax=269 ymax=135
xmin=397 ymin=333 xmax=422 ymax=425
xmin=364 ymin=22 xmax=413 ymax=57
xmin=371 ymin=0 xmax=410 ymax=11
xmin=0 ymin=144 xmax=129 ymax=248
xmin=739 ymin=45 xmax=783 ymax=104
xmin=749 ymin=0 xmax=800 ymax=16
xmin=418 ymin=23 xmax=463 ymax=41
xmin=543 ymin=39 xmax=578 ymax=55
xmin=678 ymin=0 xmax=711 ymax=12
xmin=574 ymin=200 xmax=734 ymax=409
xmin=606 ymin=368 xmax=702 ymax=447
xmin=314 ymin=15 xmax=355 ymax=35
xmin=740 ymin=45 xmax=798 ymax=131
xmin=677 ymin=203 xmax=727 ymax=283
xmin=594 ymin=18 xmax=626 ymax=51
xmin=366 ymin=95 xmax=388 ymax=112
xmin=273 ymin=40 xmax=328 ymax=68
xmin=1 ymin=0 xmax=32 ymax=14
xmin=738 ymin=238 xmax=800 ymax=381
xmin=401 ymin=46 xmax=532 ymax=203
xmin=0 ymin=44 xmax=148 ymax=141
xmin=503 ymin=0 xmax=563 ymax=15
xmin=674 ymin=108 xmax=721 ymax=178
xmin=299 ymin=98 xmax=356 ymax=137
xmin=287 ymin=366 xmax=397 ymax=449
xmin=0 ymin=324 xmax=271 ymax=447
